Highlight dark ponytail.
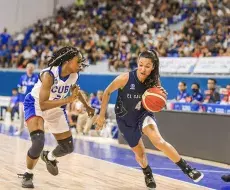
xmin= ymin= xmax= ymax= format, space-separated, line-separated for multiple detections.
xmin=48 ymin=46 xmax=86 ymax=68
xmin=138 ymin=50 xmax=160 ymax=88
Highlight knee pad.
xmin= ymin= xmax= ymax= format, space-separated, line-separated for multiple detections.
xmin=57 ymin=136 xmax=74 ymax=154
xmin=28 ymin=130 xmax=45 ymax=159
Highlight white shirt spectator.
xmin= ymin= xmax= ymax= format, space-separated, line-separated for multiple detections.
xmin=41 ymin=50 xmax=52 ymax=61
xmin=22 ymin=49 xmax=37 ymax=59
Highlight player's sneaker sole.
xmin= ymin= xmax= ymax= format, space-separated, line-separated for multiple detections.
xmin=41 ymin=151 xmax=59 ymax=176
xmin=193 ymin=172 xmax=204 ymax=183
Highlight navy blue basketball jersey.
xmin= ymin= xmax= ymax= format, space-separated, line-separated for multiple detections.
xmin=115 ymin=70 xmax=154 ymax=126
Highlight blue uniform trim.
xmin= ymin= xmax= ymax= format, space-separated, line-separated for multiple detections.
xmin=24 ymin=93 xmax=36 ymax=121
xmin=58 ymin=65 xmax=70 ymax=82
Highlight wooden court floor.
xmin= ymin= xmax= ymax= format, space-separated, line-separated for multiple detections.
xmin=0 ymin=134 xmax=211 ymax=190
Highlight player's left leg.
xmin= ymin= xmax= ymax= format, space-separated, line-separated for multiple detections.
xmin=142 ymin=116 xmax=204 ymax=183
xmin=40 ymin=109 xmax=74 ymax=176
xmin=222 ymin=174 xmax=230 ymax=182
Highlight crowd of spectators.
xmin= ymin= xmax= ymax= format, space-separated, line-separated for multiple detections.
xmin=176 ymin=79 xmax=230 ymax=105
xmin=0 ymin=0 xmax=229 ymax=71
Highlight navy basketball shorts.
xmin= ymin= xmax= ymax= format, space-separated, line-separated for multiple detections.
xmin=117 ymin=114 xmax=157 ymax=148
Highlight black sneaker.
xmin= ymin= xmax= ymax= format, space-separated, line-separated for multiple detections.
xmin=221 ymin=174 xmax=230 ymax=182
xmin=41 ymin=150 xmax=59 ymax=176
xmin=18 ymin=172 xmax=34 ymax=188
xmin=183 ymin=166 xmax=204 ymax=183
xmin=145 ymin=173 xmax=156 ymax=189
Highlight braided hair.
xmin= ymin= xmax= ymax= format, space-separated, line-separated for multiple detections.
xmin=48 ymin=46 xmax=87 ymax=69
xmin=138 ymin=50 xmax=160 ymax=88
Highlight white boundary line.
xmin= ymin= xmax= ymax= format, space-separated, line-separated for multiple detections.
xmin=133 ymin=167 xmax=228 ymax=173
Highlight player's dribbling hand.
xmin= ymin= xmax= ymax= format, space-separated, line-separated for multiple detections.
xmin=86 ymin=106 xmax=95 ymax=117
xmin=156 ymin=86 xmax=168 ymax=96
xmin=94 ymin=115 xmax=105 ymax=130
xmin=69 ymin=85 xmax=80 ymax=102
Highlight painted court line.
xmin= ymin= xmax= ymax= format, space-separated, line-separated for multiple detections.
xmin=133 ymin=167 xmax=229 ymax=173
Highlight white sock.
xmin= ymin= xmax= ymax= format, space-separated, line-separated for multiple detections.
xmin=26 ymin=168 xmax=33 ymax=174
xmin=47 ymin=151 xmax=56 ymax=161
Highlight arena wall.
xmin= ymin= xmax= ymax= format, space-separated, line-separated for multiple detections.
xmin=118 ymin=110 xmax=230 ymax=164
xmin=1 ymin=70 xmax=230 ymax=103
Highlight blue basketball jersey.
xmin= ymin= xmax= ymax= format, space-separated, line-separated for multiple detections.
xmin=18 ymin=73 xmax=38 ymax=102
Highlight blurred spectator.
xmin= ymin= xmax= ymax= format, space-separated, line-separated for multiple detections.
xmin=190 ymin=83 xmax=203 ymax=103
xmin=0 ymin=44 xmax=10 ymax=67
xmin=91 ymin=90 xmax=103 ymax=115
xmin=0 ymin=1 xmax=228 ymax=70
xmin=15 ymin=63 xmax=38 ymax=135
xmin=10 ymin=45 xmax=22 ymax=68
xmin=219 ymin=88 xmax=229 ymax=105
xmin=113 ymin=48 xmax=131 ymax=71
xmin=203 ymin=78 xmax=220 ymax=103
xmin=8 ymin=88 xmax=19 ymax=121
xmin=19 ymin=45 xmax=37 ymax=68
xmin=0 ymin=28 xmax=11 ymax=45
xmin=40 ymin=47 xmax=53 ymax=69
xmin=176 ymin=81 xmax=190 ymax=102
xmin=75 ymin=92 xmax=89 ymax=135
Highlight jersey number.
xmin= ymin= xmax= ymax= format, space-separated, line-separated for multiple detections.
xmin=135 ymin=101 xmax=141 ymax=110
xmin=54 ymin=94 xmax=61 ymax=100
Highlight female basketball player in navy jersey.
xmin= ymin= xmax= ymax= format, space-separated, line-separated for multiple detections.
xmin=95 ymin=50 xmax=203 ymax=189
xmin=18 ymin=46 xmax=95 ymax=188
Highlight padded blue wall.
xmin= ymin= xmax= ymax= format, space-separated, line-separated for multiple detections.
xmin=1 ymin=71 xmax=230 ymax=104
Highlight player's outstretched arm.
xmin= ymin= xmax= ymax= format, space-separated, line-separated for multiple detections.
xmin=95 ymin=73 xmax=129 ymax=130
xmin=39 ymin=72 xmax=78 ymax=111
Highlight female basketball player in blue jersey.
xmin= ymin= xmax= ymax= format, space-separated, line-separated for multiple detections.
xmin=95 ymin=50 xmax=204 ymax=189
xmin=18 ymin=46 xmax=95 ymax=188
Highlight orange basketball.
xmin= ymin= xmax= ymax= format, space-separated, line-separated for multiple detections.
xmin=142 ymin=87 xmax=167 ymax=112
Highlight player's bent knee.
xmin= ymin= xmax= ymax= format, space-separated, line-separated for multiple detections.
xmin=28 ymin=130 xmax=45 ymax=159
xmin=58 ymin=136 xmax=74 ymax=154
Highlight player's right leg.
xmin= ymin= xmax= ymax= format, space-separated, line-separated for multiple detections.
xmin=132 ymin=139 xmax=156 ymax=189
xmin=117 ymin=118 xmax=156 ymax=189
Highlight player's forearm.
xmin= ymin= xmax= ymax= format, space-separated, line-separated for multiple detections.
xmin=40 ymin=97 xmax=72 ymax=111
xmin=99 ymin=90 xmax=110 ymax=117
